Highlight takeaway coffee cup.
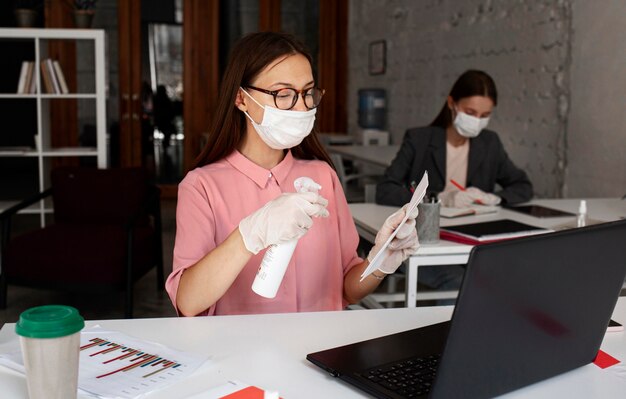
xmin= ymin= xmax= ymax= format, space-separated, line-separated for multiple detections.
xmin=417 ymin=199 xmax=441 ymax=244
xmin=15 ymin=305 xmax=85 ymax=399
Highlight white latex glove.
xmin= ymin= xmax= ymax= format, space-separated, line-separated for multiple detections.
xmin=439 ymin=187 xmax=501 ymax=208
xmin=239 ymin=192 xmax=329 ymax=254
xmin=367 ymin=204 xmax=420 ymax=274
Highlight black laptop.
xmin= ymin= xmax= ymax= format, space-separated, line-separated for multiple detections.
xmin=307 ymin=219 xmax=626 ymax=398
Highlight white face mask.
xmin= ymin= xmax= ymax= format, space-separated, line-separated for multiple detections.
xmin=453 ymin=109 xmax=490 ymax=138
xmin=241 ymin=88 xmax=316 ymax=150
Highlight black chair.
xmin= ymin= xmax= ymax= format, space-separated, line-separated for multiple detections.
xmin=0 ymin=166 xmax=164 ymax=318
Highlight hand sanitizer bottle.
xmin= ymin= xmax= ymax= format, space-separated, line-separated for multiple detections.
xmin=577 ymin=200 xmax=587 ymax=227
xmin=251 ymin=177 xmax=322 ymax=298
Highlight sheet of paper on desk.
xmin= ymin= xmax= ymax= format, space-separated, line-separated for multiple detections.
xmin=0 ymin=326 xmax=209 ymax=399
xmin=360 ymin=171 xmax=429 ymax=281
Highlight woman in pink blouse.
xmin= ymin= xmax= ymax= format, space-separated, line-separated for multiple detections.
xmin=166 ymin=32 xmax=419 ymax=316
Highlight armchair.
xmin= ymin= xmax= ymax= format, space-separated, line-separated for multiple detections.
xmin=0 ymin=166 xmax=164 ymax=318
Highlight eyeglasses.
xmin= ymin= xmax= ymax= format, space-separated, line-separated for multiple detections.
xmin=245 ymin=86 xmax=325 ymax=110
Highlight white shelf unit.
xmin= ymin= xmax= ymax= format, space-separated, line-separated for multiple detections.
xmin=0 ymin=28 xmax=107 ymax=225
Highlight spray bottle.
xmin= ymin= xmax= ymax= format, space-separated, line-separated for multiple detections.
xmin=251 ymin=177 xmax=322 ymax=298
xmin=577 ymin=200 xmax=587 ymax=227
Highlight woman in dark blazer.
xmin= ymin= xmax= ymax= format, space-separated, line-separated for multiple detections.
xmin=375 ymin=70 xmax=533 ymax=297
xmin=376 ymin=70 xmax=532 ymax=208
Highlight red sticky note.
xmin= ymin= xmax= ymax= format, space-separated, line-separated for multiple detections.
xmin=220 ymin=386 xmax=264 ymax=399
xmin=221 ymin=386 xmax=283 ymax=399
xmin=594 ymin=349 xmax=620 ymax=369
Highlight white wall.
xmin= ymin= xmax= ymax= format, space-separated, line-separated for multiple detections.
xmin=566 ymin=0 xmax=626 ymax=197
xmin=349 ymin=0 xmax=625 ymax=198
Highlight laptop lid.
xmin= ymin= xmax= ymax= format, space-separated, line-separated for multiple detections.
xmin=307 ymin=219 xmax=626 ymax=399
xmin=431 ymin=218 xmax=626 ymax=398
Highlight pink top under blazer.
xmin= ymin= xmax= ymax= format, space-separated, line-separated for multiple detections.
xmin=166 ymin=150 xmax=363 ymax=316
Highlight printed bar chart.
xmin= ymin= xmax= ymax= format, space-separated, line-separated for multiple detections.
xmin=77 ymin=328 xmax=208 ymax=399
xmin=81 ymin=337 xmax=182 ymax=379
xmin=0 ymin=326 xmax=208 ymax=399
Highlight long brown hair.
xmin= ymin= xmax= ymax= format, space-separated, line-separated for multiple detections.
xmin=194 ymin=32 xmax=333 ymax=168
xmin=430 ymin=70 xmax=498 ymax=128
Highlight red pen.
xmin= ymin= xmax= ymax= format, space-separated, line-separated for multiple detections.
xmin=450 ymin=179 xmax=466 ymax=192
xmin=450 ymin=179 xmax=483 ymax=204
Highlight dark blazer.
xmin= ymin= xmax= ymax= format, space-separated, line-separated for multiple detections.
xmin=376 ymin=126 xmax=533 ymax=207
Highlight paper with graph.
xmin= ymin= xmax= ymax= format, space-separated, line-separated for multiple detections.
xmin=78 ymin=326 xmax=208 ymax=398
xmin=0 ymin=325 xmax=208 ymax=399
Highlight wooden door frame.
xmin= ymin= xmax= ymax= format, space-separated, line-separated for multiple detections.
xmin=259 ymin=0 xmax=281 ymax=31
xmin=317 ymin=0 xmax=348 ymax=134
xmin=182 ymin=0 xmax=220 ymax=175
xmin=118 ymin=0 xmax=142 ymax=168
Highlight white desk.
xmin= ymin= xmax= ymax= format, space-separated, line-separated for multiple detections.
xmin=1 ymin=301 xmax=625 ymax=398
xmin=318 ymin=133 xmax=355 ymax=145
xmin=327 ymin=144 xmax=400 ymax=168
xmin=350 ymin=198 xmax=626 ymax=307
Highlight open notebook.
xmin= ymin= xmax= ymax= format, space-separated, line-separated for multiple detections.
xmin=440 ymin=204 xmax=499 ymax=218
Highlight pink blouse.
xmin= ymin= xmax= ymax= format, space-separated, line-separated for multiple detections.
xmin=165 ymin=150 xmax=363 ymax=316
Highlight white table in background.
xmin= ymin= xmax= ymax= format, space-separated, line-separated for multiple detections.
xmin=327 ymin=144 xmax=400 ymax=168
xmin=350 ymin=198 xmax=626 ymax=307
xmin=318 ymin=133 xmax=355 ymax=146
xmin=1 ymin=300 xmax=625 ymax=398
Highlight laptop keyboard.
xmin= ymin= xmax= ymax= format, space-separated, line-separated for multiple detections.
xmin=361 ymin=354 xmax=441 ymax=398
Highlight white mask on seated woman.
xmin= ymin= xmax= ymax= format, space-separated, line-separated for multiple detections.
xmin=453 ymin=110 xmax=490 ymax=138
xmin=241 ymin=88 xmax=317 ymax=150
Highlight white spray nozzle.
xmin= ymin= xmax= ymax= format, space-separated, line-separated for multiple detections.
xmin=577 ymin=200 xmax=588 ymax=228
xmin=578 ymin=200 xmax=587 ymax=215
xmin=294 ymin=176 xmax=321 ymax=194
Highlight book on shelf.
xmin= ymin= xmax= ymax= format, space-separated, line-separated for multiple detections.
xmin=46 ymin=59 xmax=61 ymax=94
xmin=16 ymin=61 xmax=29 ymax=94
xmin=18 ymin=61 xmax=36 ymax=94
xmin=27 ymin=62 xmax=36 ymax=94
xmin=40 ymin=59 xmax=54 ymax=93
xmin=440 ymin=219 xmax=553 ymax=245
xmin=15 ymin=59 xmax=69 ymax=95
xmin=41 ymin=58 xmax=69 ymax=94
xmin=52 ymin=60 xmax=69 ymax=94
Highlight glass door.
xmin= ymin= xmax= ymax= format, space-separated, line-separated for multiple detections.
xmin=147 ymin=22 xmax=183 ymax=184
xmin=118 ymin=0 xmax=185 ymax=189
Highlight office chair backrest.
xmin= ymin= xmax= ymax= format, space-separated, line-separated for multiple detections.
xmin=52 ymin=167 xmax=150 ymax=225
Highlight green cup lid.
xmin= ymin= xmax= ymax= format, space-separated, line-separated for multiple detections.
xmin=15 ymin=305 xmax=84 ymax=339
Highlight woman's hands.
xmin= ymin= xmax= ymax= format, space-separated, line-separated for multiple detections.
xmin=367 ymin=204 xmax=420 ymax=274
xmin=239 ymin=192 xmax=329 ymax=254
xmin=439 ymin=187 xmax=501 ymax=208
